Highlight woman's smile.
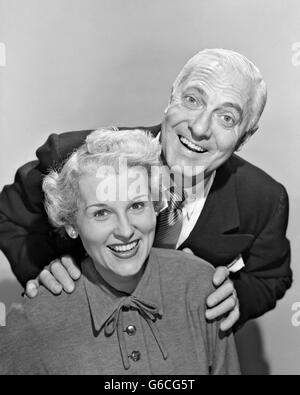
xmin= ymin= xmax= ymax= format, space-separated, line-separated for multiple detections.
xmin=107 ymin=239 xmax=140 ymax=259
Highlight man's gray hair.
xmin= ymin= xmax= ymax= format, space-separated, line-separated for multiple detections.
xmin=43 ymin=128 xmax=161 ymax=233
xmin=171 ymin=48 xmax=267 ymax=136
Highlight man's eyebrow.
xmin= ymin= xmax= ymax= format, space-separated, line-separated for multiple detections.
xmin=184 ymin=85 xmax=208 ymax=100
xmin=220 ymin=102 xmax=243 ymax=117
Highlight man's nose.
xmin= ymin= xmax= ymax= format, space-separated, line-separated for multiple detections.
xmin=189 ymin=112 xmax=212 ymax=140
xmin=114 ymin=215 xmax=135 ymax=242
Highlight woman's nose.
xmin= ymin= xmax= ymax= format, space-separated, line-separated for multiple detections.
xmin=189 ymin=112 xmax=212 ymax=140
xmin=114 ymin=215 xmax=135 ymax=242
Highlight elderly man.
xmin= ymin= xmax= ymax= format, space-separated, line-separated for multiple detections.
xmin=0 ymin=49 xmax=292 ymax=331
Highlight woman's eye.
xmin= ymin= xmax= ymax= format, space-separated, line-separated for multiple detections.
xmin=131 ymin=202 xmax=145 ymax=211
xmin=94 ymin=209 xmax=109 ymax=219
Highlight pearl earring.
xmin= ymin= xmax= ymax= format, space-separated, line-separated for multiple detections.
xmin=70 ymin=230 xmax=78 ymax=239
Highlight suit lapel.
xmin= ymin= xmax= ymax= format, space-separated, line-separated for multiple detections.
xmin=180 ymin=158 xmax=254 ymax=265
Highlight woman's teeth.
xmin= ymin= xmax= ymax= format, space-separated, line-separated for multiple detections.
xmin=109 ymin=241 xmax=139 ymax=253
xmin=179 ymin=136 xmax=207 ymax=153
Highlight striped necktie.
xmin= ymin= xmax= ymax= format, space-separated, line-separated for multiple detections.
xmin=153 ymin=185 xmax=185 ymax=249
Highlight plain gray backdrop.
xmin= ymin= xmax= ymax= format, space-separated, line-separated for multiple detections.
xmin=0 ymin=0 xmax=299 ymax=374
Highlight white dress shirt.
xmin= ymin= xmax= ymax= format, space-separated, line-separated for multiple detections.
xmin=177 ymin=172 xmax=216 ymax=249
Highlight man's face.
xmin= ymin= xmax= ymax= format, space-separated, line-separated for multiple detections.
xmin=161 ymin=61 xmax=254 ymax=181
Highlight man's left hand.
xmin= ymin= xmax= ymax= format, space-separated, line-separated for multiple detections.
xmin=205 ymin=266 xmax=240 ymax=332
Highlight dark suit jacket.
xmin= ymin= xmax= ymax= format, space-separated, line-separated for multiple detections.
xmin=0 ymin=125 xmax=292 ymax=326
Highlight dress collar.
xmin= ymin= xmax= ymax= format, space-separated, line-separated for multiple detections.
xmin=82 ymin=249 xmax=164 ymax=333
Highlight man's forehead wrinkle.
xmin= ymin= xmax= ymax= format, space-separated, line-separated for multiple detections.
xmin=173 ymin=58 xmax=256 ymax=115
xmin=184 ymin=75 xmax=247 ymax=102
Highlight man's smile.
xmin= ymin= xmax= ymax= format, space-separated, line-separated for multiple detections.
xmin=179 ymin=136 xmax=208 ymax=154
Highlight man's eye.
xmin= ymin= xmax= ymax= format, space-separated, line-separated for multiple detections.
xmin=183 ymin=95 xmax=199 ymax=108
xmin=131 ymin=202 xmax=145 ymax=211
xmin=220 ymin=114 xmax=235 ymax=126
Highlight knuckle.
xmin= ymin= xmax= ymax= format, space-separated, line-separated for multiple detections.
xmin=26 ymin=279 xmax=34 ymax=287
xmin=61 ymin=255 xmax=71 ymax=264
xmin=221 ymin=266 xmax=229 ymax=276
xmin=51 ymin=261 xmax=62 ymax=273
xmin=225 ymin=281 xmax=234 ymax=294
xmin=229 ymin=296 xmax=236 ymax=309
xmin=39 ymin=269 xmax=50 ymax=280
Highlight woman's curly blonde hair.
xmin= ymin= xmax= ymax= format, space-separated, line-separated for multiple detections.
xmin=43 ymin=128 xmax=162 ymax=235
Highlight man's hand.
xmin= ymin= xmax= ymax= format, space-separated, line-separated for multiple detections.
xmin=25 ymin=256 xmax=81 ymax=298
xmin=206 ymin=266 xmax=240 ymax=332
xmin=183 ymin=249 xmax=240 ymax=331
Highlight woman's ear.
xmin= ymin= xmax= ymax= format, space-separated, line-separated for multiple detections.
xmin=65 ymin=225 xmax=78 ymax=239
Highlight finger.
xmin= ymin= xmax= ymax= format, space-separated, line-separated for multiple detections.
xmin=212 ymin=266 xmax=230 ymax=287
xmin=50 ymin=261 xmax=75 ymax=293
xmin=220 ymin=306 xmax=240 ymax=332
xmin=39 ymin=269 xmax=63 ymax=295
xmin=207 ymin=280 xmax=235 ymax=308
xmin=25 ymin=279 xmax=39 ymax=299
xmin=206 ymin=295 xmax=236 ymax=321
xmin=182 ymin=248 xmax=194 ymax=255
xmin=61 ymin=256 xmax=81 ymax=280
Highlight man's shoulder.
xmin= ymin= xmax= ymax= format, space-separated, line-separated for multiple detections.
xmin=36 ymin=125 xmax=161 ymax=172
xmin=229 ymin=154 xmax=287 ymax=201
xmin=36 ymin=129 xmax=93 ymax=171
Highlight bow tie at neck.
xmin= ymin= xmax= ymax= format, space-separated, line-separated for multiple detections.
xmin=104 ymin=295 xmax=168 ymax=370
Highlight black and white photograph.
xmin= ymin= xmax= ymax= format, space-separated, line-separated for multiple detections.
xmin=0 ymin=0 xmax=299 ymax=377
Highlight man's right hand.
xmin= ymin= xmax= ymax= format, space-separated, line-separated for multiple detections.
xmin=25 ymin=256 xmax=81 ymax=298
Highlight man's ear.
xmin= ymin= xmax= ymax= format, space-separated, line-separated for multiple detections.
xmin=65 ymin=225 xmax=78 ymax=239
xmin=235 ymin=126 xmax=259 ymax=151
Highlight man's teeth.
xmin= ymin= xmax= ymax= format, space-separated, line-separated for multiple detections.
xmin=180 ymin=137 xmax=207 ymax=153
xmin=109 ymin=241 xmax=138 ymax=253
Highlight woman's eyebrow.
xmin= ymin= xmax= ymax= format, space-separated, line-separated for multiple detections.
xmin=131 ymin=194 xmax=149 ymax=201
xmin=85 ymin=203 xmax=109 ymax=210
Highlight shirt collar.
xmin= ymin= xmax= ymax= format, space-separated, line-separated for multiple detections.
xmin=83 ymin=249 xmax=164 ymax=332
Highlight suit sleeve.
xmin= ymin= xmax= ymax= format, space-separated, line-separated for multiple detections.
xmin=232 ymin=184 xmax=292 ymax=327
xmin=0 ymin=131 xmax=89 ymax=287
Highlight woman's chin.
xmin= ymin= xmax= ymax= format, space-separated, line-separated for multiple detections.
xmin=110 ymin=258 xmax=145 ymax=278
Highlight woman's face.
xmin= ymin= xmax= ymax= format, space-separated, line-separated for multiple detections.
xmin=74 ymin=167 xmax=157 ymax=284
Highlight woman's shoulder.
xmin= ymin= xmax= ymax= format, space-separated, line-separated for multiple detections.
xmin=6 ymin=277 xmax=87 ymax=333
xmin=152 ymin=247 xmax=215 ymax=275
xmin=151 ymin=247 xmax=215 ymax=294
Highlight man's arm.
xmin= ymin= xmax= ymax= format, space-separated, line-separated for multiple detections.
xmin=0 ymin=130 xmax=91 ymax=287
xmin=0 ymin=161 xmax=60 ymax=286
xmin=232 ymin=184 xmax=292 ymax=326
xmin=196 ymin=183 xmax=291 ymax=331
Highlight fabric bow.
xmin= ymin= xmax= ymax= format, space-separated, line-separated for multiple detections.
xmin=104 ymin=295 xmax=168 ymax=370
